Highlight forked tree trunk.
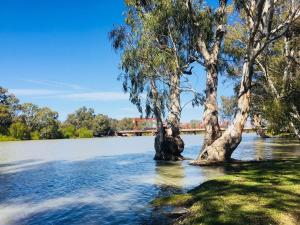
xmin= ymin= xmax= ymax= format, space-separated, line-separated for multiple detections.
xmin=154 ymin=74 xmax=184 ymax=161
xmin=188 ymin=0 xmax=226 ymax=157
xmin=192 ymin=0 xmax=300 ymax=163
xmin=195 ymin=59 xmax=253 ymax=162
xmin=200 ymin=62 xmax=222 ymax=151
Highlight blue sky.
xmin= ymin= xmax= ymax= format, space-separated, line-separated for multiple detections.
xmin=0 ymin=0 xmax=234 ymax=122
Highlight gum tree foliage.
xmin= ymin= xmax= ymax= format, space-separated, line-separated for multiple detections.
xmin=253 ymin=19 xmax=300 ymax=137
xmin=9 ymin=122 xmax=30 ymax=140
xmin=32 ymin=107 xmax=61 ymax=139
xmin=19 ymin=103 xmax=40 ymax=131
xmin=65 ymin=107 xmax=95 ymax=130
xmin=186 ymin=0 xmax=228 ymax=151
xmin=65 ymin=107 xmax=115 ymax=136
xmin=110 ymin=0 xmax=199 ymax=126
xmin=110 ymin=0 xmax=201 ymax=160
xmin=116 ymin=118 xmax=134 ymax=131
xmin=92 ymin=114 xmax=112 ymax=136
xmin=75 ymin=127 xmax=93 ymax=138
xmin=59 ymin=124 xmax=76 ymax=138
xmin=0 ymin=87 xmax=19 ymax=134
xmin=223 ymin=1 xmax=300 ymax=138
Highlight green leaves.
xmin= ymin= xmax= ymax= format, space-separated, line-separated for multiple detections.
xmin=110 ymin=0 xmax=197 ymax=120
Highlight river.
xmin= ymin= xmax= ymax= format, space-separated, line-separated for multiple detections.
xmin=0 ymin=134 xmax=299 ymax=225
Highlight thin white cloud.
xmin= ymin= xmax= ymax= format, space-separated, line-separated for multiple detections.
xmin=23 ymin=79 xmax=85 ymax=90
xmin=10 ymin=88 xmax=129 ymax=101
xmin=9 ymin=89 xmax=63 ymax=96
xmin=60 ymin=92 xmax=129 ymax=101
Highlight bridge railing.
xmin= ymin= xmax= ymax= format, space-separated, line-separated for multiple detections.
xmin=116 ymin=128 xmax=256 ymax=136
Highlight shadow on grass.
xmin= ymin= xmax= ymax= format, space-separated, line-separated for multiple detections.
xmin=154 ymin=158 xmax=300 ymax=225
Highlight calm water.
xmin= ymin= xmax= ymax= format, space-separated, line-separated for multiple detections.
xmin=0 ymin=134 xmax=299 ymax=225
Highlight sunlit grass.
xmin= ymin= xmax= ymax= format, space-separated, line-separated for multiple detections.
xmin=153 ymin=159 xmax=300 ymax=225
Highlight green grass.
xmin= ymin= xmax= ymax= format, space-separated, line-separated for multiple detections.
xmin=153 ymin=159 xmax=300 ymax=225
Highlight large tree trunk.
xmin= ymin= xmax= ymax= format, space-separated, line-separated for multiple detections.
xmin=192 ymin=0 xmax=300 ymax=163
xmin=154 ymin=74 xmax=184 ymax=161
xmin=200 ymin=63 xmax=222 ymax=151
xmin=194 ymin=59 xmax=253 ymax=163
xmin=189 ymin=0 xmax=226 ymax=159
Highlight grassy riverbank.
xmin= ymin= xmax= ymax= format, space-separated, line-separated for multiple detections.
xmin=153 ymin=158 xmax=300 ymax=225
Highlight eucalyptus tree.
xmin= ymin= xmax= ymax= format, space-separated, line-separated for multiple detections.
xmin=254 ymin=18 xmax=300 ymax=138
xmin=65 ymin=107 xmax=95 ymax=130
xmin=110 ymin=0 xmax=197 ymax=160
xmin=0 ymin=87 xmax=19 ymax=134
xmin=92 ymin=114 xmax=112 ymax=137
xmin=19 ymin=103 xmax=40 ymax=131
xmin=186 ymin=0 xmax=228 ymax=151
xmin=194 ymin=0 xmax=300 ymax=163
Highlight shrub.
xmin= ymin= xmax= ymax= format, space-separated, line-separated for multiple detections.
xmin=76 ymin=127 xmax=93 ymax=138
xmin=92 ymin=115 xmax=111 ymax=136
xmin=0 ymin=135 xmax=17 ymax=141
xmin=59 ymin=124 xmax=76 ymax=138
xmin=9 ymin=122 xmax=30 ymax=140
xmin=39 ymin=125 xmax=61 ymax=139
xmin=30 ymin=131 xmax=40 ymax=140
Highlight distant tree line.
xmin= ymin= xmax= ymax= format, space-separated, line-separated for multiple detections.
xmin=0 ymin=87 xmax=135 ymax=141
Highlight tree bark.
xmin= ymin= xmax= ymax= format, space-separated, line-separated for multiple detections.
xmin=192 ymin=0 xmax=300 ymax=163
xmin=154 ymin=74 xmax=184 ymax=161
xmin=195 ymin=59 xmax=253 ymax=162
xmin=200 ymin=62 xmax=221 ymax=151
xmin=190 ymin=0 xmax=226 ymax=154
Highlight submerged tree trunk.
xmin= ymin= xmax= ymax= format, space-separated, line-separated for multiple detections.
xmin=195 ymin=59 xmax=253 ymax=162
xmin=154 ymin=74 xmax=184 ymax=161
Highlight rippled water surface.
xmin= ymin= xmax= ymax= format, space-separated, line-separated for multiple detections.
xmin=0 ymin=134 xmax=299 ymax=225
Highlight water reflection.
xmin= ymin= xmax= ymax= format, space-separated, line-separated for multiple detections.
xmin=155 ymin=162 xmax=185 ymax=189
xmin=253 ymin=138 xmax=300 ymax=160
xmin=0 ymin=134 xmax=298 ymax=225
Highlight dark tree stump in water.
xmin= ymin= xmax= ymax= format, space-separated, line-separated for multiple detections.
xmin=154 ymin=134 xmax=184 ymax=161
